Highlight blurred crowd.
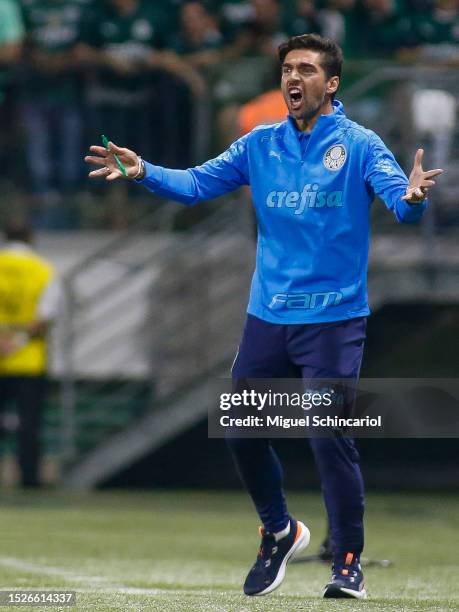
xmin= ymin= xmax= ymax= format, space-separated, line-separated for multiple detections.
xmin=0 ymin=0 xmax=458 ymax=229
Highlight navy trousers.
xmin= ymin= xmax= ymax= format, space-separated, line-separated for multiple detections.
xmin=228 ymin=314 xmax=367 ymax=556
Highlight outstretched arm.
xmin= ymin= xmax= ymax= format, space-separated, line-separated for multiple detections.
xmin=364 ymin=135 xmax=444 ymax=223
xmin=85 ymin=137 xmax=249 ymax=205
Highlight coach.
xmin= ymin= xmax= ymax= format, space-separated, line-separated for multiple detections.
xmin=86 ymin=33 xmax=443 ymax=599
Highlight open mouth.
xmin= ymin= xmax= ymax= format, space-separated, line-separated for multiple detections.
xmin=288 ymin=87 xmax=303 ymax=110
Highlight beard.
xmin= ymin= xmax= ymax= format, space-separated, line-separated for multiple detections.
xmin=294 ymin=91 xmax=327 ymax=121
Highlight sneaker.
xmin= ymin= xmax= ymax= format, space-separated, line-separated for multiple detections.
xmin=243 ymin=517 xmax=310 ymax=596
xmin=323 ymin=552 xmax=367 ymax=599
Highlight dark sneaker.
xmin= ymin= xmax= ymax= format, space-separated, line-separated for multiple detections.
xmin=323 ymin=552 xmax=367 ymax=599
xmin=243 ymin=518 xmax=310 ymax=596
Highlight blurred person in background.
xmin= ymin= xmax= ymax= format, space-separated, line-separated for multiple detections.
xmin=76 ymin=0 xmax=206 ymax=180
xmin=417 ymin=0 xmax=459 ymax=47
xmin=219 ymin=0 xmax=256 ymax=42
xmin=214 ymin=0 xmax=292 ymax=124
xmin=219 ymin=0 xmax=324 ymax=53
xmin=20 ymin=0 xmax=87 ymax=228
xmin=398 ymin=0 xmax=459 ymax=62
xmin=281 ymin=0 xmax=354 ymax=54
xmin=166 ymin=1 xmax=226 ymax=171
xmin=218 ymin=62 xmax=287 ymax=147
xmin=316 ymin=0 xmax=356 ymax=50
xmin=347 ymin=0 xmax=416 ymax=58
xmin=0 ymin=0 xmax=24 ymax=101
xmin=0 ymin=218 xmax=60 ymax=487
xmin=0 ymin=0 xmax=24 ymax=184
xmin=171 ymin=1 xmax=224 ymax=70
xmin=288 ymin=0 xmax=323 ymax=38
xmin=224 ymin=0 xmax=289 ymax=58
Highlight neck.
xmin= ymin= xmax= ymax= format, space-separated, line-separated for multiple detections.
xmin=294 ymin=98 xmax=334 ymax=132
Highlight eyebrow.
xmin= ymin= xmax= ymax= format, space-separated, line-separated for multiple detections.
xmin=282 ymin=62 xmax=318 ymax=70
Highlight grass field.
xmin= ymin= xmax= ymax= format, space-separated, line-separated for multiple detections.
xmin=0 ymin=490 xmax=457 ymax=611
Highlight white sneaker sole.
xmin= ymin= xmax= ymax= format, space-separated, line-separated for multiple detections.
xmin=339 ymin=587 xmax=367 ymax=599
xmin=253 ymin=521 xmax=311 ymax=596
xmin=323 ymin=585 xmax=367 ymax=599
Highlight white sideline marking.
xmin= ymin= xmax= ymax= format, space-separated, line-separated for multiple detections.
xmin=73 ymin=588 xmax=219 ymax=596
xmin=0 ymin=557 xmax=113 ymax=586
xmin=0 ymin=557 xmax=223 ymax=597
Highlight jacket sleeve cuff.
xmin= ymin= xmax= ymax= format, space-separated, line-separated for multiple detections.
xmin=396 ymin=197 xmax=428 ymax=223
xmin=135 ymin=161 xmax=163 ymax=187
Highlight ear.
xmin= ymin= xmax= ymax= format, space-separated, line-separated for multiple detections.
xmin=326 ymin=76 xmax=340 ymax=96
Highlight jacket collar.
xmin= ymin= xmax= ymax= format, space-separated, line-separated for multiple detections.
xmin=283 ymin=100 xmax=344 ymax=157
xmin=287 ymin=99 xmax=344 ymax=137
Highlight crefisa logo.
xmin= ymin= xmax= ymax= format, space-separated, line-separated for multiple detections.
xmin=323 ymin=144 xmax=347 ymax=171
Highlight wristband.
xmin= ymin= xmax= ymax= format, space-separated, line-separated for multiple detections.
xmin=133 ymin=157 xmax=146 ymax=180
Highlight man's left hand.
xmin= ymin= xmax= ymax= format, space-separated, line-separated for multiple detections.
xmin=0 ymin=330 xmax=29 ymax=357
xmin=402 ymin=148 xmax=444 ymax=203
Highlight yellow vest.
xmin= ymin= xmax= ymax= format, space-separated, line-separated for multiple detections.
xmin=0 ymin=248 xmax=54 ymax=375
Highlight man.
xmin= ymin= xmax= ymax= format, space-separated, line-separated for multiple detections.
xmin=0 ymin=0 xmax=24 ymax=105
xmin=0 ymin=219 xmax=60 ymax=487
xmin=76 ymin=0 xmax=205 ymax=171
xmin=85 ymin=34 xmax=443 ymax=599
xmin=19 ymin=0 xmax=90 ymax=227
xmin=0 ymin=0 xmax=24 ymax=181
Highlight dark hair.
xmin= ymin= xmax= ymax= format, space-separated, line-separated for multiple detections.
xmin=4 ymin=218 xmax=33 ymax=244
xmin=278 ymin=33 xmax=343 ymax=81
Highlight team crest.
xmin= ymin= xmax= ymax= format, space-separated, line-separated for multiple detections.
xmin=323 ymin=145 xmax=347 ymax=171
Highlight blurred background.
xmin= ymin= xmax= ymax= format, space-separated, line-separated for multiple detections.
xmin=0 ymin=0 xmax=457 ymax=492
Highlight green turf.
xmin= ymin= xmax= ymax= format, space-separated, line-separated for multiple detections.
xmin=0 ymin=490 xmax=457 ymax=611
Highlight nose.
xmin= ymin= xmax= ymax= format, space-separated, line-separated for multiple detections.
xmin=287 ymin=77 xmax=301 ymax=89
xmin=288 ymin=67 xmax=301 ymax=82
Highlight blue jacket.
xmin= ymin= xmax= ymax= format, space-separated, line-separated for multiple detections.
xmin=138 ymin=100 xmax=426 ymax=324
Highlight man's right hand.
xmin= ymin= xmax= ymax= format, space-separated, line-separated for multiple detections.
xmin=85 ymin=142 xmax=142 ymax=181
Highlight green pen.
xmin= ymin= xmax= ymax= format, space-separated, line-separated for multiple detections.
xmin=101 ymin=134 xmax=128 ymax=176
